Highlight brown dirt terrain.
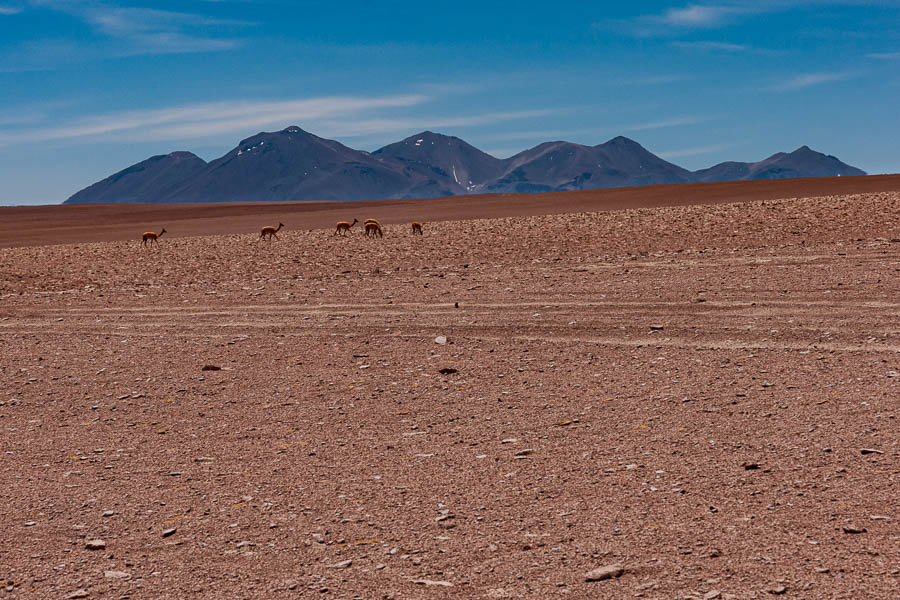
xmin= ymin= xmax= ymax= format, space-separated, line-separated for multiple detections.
xmin=3 ymin=174 xmax=900 ymax=248
xmin=1 ymin=186 xmax=899 ymax=599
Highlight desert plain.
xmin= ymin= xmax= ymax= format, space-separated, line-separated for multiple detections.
xmin=1 ymin=177 xmax=899 ymax=599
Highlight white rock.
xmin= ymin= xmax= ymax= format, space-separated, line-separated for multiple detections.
xmin=104 ymin=570 xmax=131 ymax=579
xmin=85 ymin=539 xmax=106 ymax=550
xmin=413 ymin=579 xmax=453 ymax=587
xmin=328 ymin=559 xmax=352 ymax=569
xmin=585 ymin=564 xmax=624 ymax=581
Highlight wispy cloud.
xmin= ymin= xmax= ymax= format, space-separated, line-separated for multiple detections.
xmin=607 ymin=2 xmax=887 ymax=37
xmin=670 ymin=40 xmax=783 ymax=55
xmin=477 ymin=129 xmax=583 ymax=142
xmin=0 ymin=95 xmax=556 ymax=147
xmin=621 ymin=115 xmax=713 ymax=132
xmin=603 ymin=2 xmax=764 ymax=37
xmin=867 ymin=51 xmax=900 ymax=59
xmin=772 ymin=71 xmax=854 ymax=91
xmin=658 ymin=142 xmax=735 ymax=159
xmin=21 ymin=1 xmax=249 ymax=58
xmin=313 ymin=110 xmax=559 ymax=139
xmin=672 ymin=40 xmax=750 ymax=51
xmin=0 ymin=95 xmax=427 ymax=146
xmin=656 ymin=4 xmax=751 ymax=28
xmin=0 ymin=5 xmax=22 ymax=14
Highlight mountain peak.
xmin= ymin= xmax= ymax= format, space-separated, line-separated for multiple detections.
xmin=402 ymin=130 xmax=458 ymax=143
xmin=606 ymin=135 xmax=640 ymax=145
xmin=168 ymin=151 xmax=203 ymax=161
xmin=64 ymin=125 xmax=866 ymax=204
xmin=597 ymin=136 xmax=649 ymax=153
xmin=694 ymin=144 xmax=865 ymax=182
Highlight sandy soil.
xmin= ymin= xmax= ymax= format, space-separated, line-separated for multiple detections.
xmin=1 ymin=188 xmax=898 ymax=599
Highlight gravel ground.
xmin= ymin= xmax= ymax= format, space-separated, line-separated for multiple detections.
xmin=1 ymin=192 xmax=898 ymax=599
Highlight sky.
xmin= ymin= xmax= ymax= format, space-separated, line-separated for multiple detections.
xmin=1 ymin=0 xmax=898 ymax=205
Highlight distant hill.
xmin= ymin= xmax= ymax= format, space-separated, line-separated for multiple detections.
xmin=486 ymin=136 xmax=693 ymax=194
xmin=155 ymin=126 xmax=421 ymax=203
xmin=64 ymin=127 xmax=866 ymax=204
xmin=693 ymin=146 xmax=866 ymax=182
xmin=65 ymin=151 xmax=207 ymax=204
xmin=372 ymin=130 xmax=505 ymax=196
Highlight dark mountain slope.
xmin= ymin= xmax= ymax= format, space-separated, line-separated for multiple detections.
xmin=167 ymin=126 xmax=418 ymax=203
xmin=373 ymin=131 xmax=505 ymax=194
xmin=64 ymin=127 xmax=867 ymax=204
xmin=694 ymin=146 xmax=865 ymax=182
xmin=486 ymin=136 xmax=693 ymax=193
xmin=65 ymin=151 xmax=207 ymax=204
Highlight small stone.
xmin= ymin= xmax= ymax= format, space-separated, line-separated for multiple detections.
xmin=85 ymin=539 xmax=106 ymax=550
xmin=434 ymin=336 xmax=447 ymax=345
xmin=328 ymin=559 xmax=352 ymax=569
xmin=514 ymin=449 xmax=535 ymax=457
xmin=66 ymin=590 xmax=90 ymax=599
xmin=375 ymin=563 xmax=386 ymax=570
xmin=585 ymin=564 xmax=624 ymax=581
xmin=201 ymin=364 xmax=221 ymax=371
xmin=161 ymin=528 xmax=177 ymax=538
xmin=24 ymin=521 xmax=36 ymax=527
xmin=771 ymin=585 xmax=787 ymax=595
xmin=436 ymin=514 xmax=457 ymax=529
xmin=842 ymin=526 xmax=867 ymax=534
xmin=438 ymin=367 xmax=458 ymax=375
xmin=743 ymin=462 xmax=760 ymax=470
xmin=870 ymin=515 xmax=890 ymax=520
xmin=104 ymin=570 xmax=130 ymax=579
xmin=412 ymin=579 xmax=453 ymax=587
xmin=649 ymin=324 xmax=664 ymax=330
xmin=101 ymin=511 xmax=114 ymax=518
xmin=705 ymin=591 xmax=721 ymax=600
xmin=860 ymin=448 xmax=883 ymax=455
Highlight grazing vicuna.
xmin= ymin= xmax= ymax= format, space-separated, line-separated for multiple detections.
xmin=411 ymin=221 xmax=424 ymax=235
xmin=335 ymin=218 xmax=358 ymax=235
xmin=142 ymin=228 xmax=166 ymax=247
xmin=364 ymin=221 xmax=383 ymax=238
xmin=260 ymin=222 xmax=284 ymax=240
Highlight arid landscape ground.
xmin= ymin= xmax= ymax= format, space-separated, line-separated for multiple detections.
xmin=1 ymin=178 xmax=898 ymax=599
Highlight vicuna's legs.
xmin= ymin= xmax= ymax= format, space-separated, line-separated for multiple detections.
xmin=365 ymin=222 xmax=383 ymax=238
xmin=335 ymin=219 xmax=357 ymax=235
xmin=260 ymin=223 xmax=284 ymax=240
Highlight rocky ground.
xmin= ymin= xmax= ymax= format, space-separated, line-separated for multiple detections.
xmin=1 ymin=192 xmax=898 ymax=599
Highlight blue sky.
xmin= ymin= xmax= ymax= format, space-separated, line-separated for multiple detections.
xmin=1 ymin=0 xmax=898 ymax=205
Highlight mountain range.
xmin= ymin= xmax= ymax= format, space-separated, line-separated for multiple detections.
xmin=64 ymin=126 xmax=866 ymax=204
